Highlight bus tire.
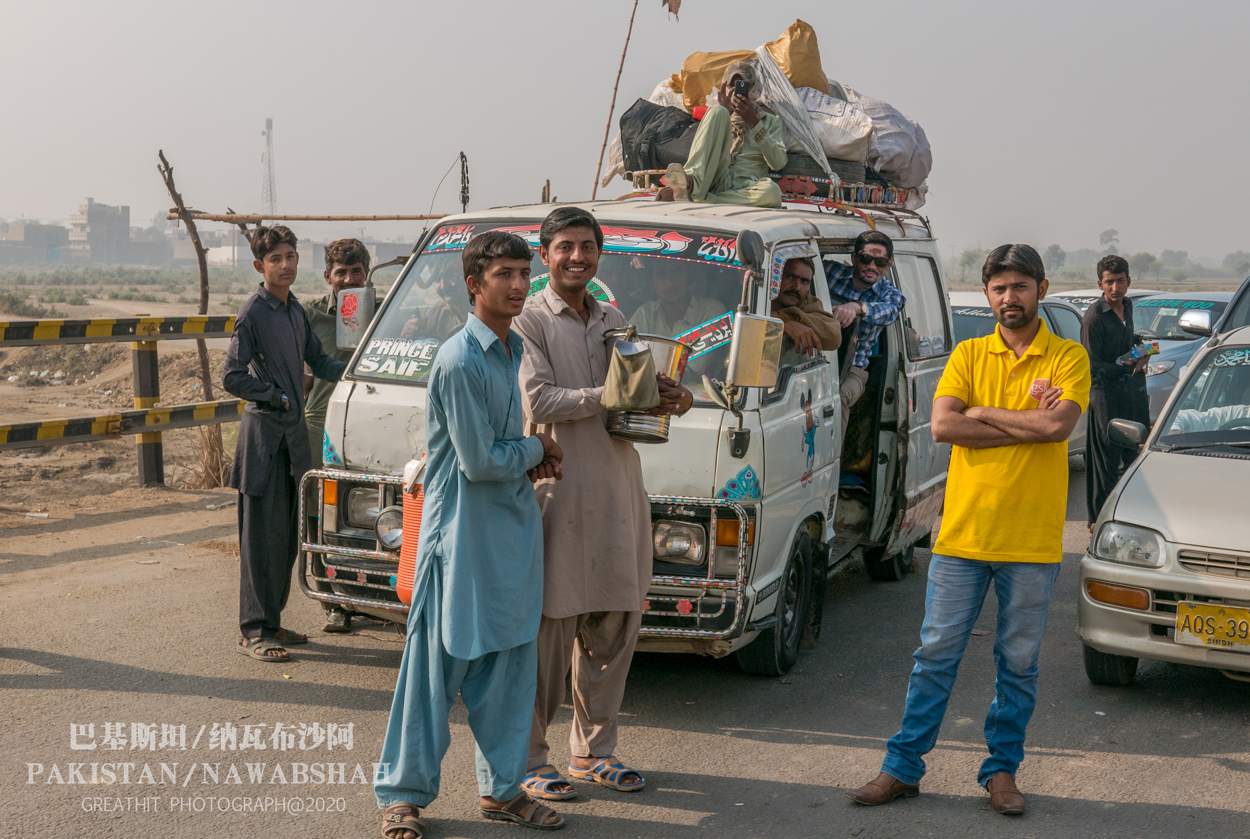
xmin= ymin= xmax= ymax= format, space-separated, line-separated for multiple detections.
xmin=865 ymin=543 xmax=912 ymax=582
xmin=737 ymin=532 xmax=812 ymax=676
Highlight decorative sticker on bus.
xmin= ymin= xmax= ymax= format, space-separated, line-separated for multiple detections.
xmin=355 ymin=337 xmax=442 ymax=381
xmin=676 ymin=312 xmax=735 ymax=359
xmin=527 ymin=274 xmax=617 ymax=306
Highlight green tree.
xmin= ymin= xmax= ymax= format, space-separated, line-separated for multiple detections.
xmin=1042 ymin=244 xmax=1066 ymax=272
xmin=958 ymin=247 xmax=983 ymax=280
xmin=1169 ymin=269 xmax=1188 ymax=281
xmin=1128 ymin=252 xmax=1159 ymax=278
xmin=1099 ymin=229 xmax=1120 ymax=255
xmin=1160 ymin=249 xmax=1188 ymax=268
xmin=1223 ymin=251 xmax=1250 ymax=269
xmin=1235 ymin=260 xmax=1250 ymax=277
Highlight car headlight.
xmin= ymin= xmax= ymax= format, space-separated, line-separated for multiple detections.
xmin=345 ymin=487 xmax=381 ymax=529
xmin=375 ymin=506 xmax=403 ymax=550
xmin=653 ymin=521 xmax=706 ymax=565
xmin=1093 ymin=522 xmax=1167 ymax=568
xmin=1145 ymin=359 xmax=1175 ymax=377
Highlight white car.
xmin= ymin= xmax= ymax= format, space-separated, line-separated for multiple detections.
xmin=948 ymin=291 xmax=1087 ymax=456
xmin=1078 ymin=325 xmax=1250 ymax=684
xmin=1050 ymin=287 xmax=1162 ymax=314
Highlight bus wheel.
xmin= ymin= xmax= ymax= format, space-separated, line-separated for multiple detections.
xmin=864 ymin=544 xmax=912 ymax=582
xmin=737 ymin=532 xmax=812 ymax=676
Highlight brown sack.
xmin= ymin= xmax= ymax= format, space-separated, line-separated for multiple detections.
xmin=678 ymin=21 xmax=831 ymax=112
xmin=764 ymin=20 xmax=831 ymax=96
xmin=679 ymin=49 xmax=754 ymax=112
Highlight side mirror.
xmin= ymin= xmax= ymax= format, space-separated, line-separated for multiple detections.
xmin=735 ymin=230 xmax=766 ymax=280
xmin=1108 ymin=418 xmax=1147 ymax=449
xmin=1178 ymin=309 xmax=1212 ymax=337
xmin=725 ymin=311 xmax=784 ymax=388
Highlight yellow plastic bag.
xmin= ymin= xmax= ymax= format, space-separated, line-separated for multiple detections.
xmin=677 ymin=20 xmax=830 ymax=112
xmin=679 ymin=49 xmax=754 ymax=112
xmin=763 ymin=20 xmax=831 ymax=96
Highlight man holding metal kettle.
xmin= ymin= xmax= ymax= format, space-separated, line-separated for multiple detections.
xmin=513 ymin=207 xmax=693 ymax=802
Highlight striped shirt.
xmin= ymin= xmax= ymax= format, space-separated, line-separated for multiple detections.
xmin=826 ymin=262 xmax=906 ymax=368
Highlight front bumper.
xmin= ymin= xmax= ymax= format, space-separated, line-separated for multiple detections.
xmin=1078 ymin=553 xmax=1250 ymax=674
xmin=298 ymin=472 xmax=756 ymax=642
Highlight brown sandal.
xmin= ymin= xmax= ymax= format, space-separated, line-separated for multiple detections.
xmin=381 ymin=802 xmax=423 ymax=839
xmin=480 ymin=792 xmax=564 ymax=830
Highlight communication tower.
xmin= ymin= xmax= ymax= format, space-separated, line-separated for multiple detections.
xmin=261 ymin=118 xmax=277 ymax=215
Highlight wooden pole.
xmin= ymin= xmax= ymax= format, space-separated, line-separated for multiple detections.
xmin=157 ymin=150 xmax=227 ymax=487
xmin=590 ymin=0 xmax=640 ymax=200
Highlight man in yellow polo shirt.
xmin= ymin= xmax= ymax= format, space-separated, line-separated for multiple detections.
xmin=847 ymin=244 xmax=1089 ymax=816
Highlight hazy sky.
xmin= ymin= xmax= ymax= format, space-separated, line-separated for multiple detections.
xmin=2 ymin=0 xmax=1248 ymax=262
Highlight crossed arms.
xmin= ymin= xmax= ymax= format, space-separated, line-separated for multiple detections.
xmin=932 ymin=386 xmax=1082 ymax=448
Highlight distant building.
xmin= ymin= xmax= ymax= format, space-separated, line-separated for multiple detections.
xmin=0 ymin=220 xmax=71 ymax=264
xmin=67 ymin=198 xmax=130 ymax=263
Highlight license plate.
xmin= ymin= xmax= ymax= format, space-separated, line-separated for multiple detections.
xmin=1175 ymin=603 xmax=1250 ymax=651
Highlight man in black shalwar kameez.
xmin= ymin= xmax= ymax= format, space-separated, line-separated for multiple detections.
xmin=222 ymin=225 xmax=347 ymax=661
xmin=1079 ymin=255 xmax=1150 ymax=527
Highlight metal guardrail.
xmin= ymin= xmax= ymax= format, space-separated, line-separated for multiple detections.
xmin=0 ymin=399 xmax=244 ymax=451
xmin=1 ymin=315 xmax=242 ymax=485
xmin=0 ymin=315 xmax=235 ymax=347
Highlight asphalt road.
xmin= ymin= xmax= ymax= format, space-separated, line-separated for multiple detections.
xmin=2 ymin=461 xmax=1248 ymax=839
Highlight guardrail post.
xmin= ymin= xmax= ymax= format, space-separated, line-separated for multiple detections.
xmin=131 ymin=339 xmax=163 ymax=486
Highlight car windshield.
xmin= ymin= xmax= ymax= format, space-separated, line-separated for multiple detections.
xmin=1134 ymin=298 xmax=1228 ymax=341
xmin=353 ymin=220 xmax=746 ymax=404
xmin=1156 ymin=346 xmax=1250 ymax=450
xmin=1055 ymin=295 xmax=1101 ymax=314
xmin=951 ymin=305 xmax=997 ymax=344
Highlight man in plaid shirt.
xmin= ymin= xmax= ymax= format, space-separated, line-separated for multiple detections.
xmin=826 ymin=231 xmax=906 ymax=441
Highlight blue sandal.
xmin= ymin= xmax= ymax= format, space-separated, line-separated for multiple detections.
xmin=522 ymin=765 xmax=578 ymax=801
xmin=568 ymin=757 xmax=645 ymax=792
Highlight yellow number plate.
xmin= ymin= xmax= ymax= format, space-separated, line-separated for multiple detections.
xmin=1175 ymin=603 xmax=1250 ymax=651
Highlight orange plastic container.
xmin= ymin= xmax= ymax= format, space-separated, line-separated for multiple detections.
xmin=395 ymin=486 xmax=424 ymax=606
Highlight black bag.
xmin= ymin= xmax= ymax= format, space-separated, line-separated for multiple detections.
xmin=619 ymin=98 xmax=698 ymax=173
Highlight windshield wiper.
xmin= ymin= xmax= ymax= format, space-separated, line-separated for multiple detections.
xmin=1162 ymin=441 xmax=1250 ymax=452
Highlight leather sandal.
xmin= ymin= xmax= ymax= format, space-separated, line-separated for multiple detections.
xmin=235 ymin=636 xmax=289 ymax=662
xmin=480 ymin=792 xmax=564 ymax=830
xmin=381 ymin=802 xmax=423 ymax=839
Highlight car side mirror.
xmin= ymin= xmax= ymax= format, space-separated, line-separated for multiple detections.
xmin=1178 ymin=309 xmax=1212 ymax=337
xmin=725 ymin=312 xmax=784 ymax=388
xmin=1108 ymin=418 xmax=1147 ymax=449
xmin=735 ymin=230 xmax=766 ymax=281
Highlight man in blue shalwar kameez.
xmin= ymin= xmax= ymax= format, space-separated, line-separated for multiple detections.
xmin=375 ymin=231 xmax=567 ymax=838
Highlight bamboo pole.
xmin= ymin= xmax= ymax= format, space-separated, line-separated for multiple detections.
xmin=590 ymin=0 xmax=640 ymax=200
xmin=166 ymin=212 xmax=448 ymax=223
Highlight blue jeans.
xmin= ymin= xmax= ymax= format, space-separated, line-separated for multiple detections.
xmin=881 ymin=554 xmax=1060 ymax=787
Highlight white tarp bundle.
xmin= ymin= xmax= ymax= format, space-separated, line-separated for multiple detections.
xmin=785 ymin=86 xmax=874 ymax=164
xmin=843 ymin=86 xmax=932 ymax=189
xmin=751 ymin=46 xmax=836 ymax=182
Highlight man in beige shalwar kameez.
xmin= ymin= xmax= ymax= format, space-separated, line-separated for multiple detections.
xmin=513 ymin=207 xmax=693 ymax=801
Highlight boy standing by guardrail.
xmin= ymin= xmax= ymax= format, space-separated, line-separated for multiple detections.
xmin=222 ymin=225 xmax=347 ymax=662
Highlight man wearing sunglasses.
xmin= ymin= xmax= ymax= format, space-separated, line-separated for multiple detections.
xmin=826 ymin=231 xmax=906 ymax=440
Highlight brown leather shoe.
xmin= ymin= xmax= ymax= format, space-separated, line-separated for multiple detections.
xmin=985 ymin=772 xmax=1025 ymax=815
xmin=845 ymin=772 xmax=919 ymax=805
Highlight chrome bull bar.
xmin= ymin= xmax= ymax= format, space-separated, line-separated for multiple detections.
xmin=297 ymin=472 xmax=754 ymax=637
xmin=640 ymin=495 xmax=752 ymax=640
xmin=297 ymin=469 xmax=408 ymax=614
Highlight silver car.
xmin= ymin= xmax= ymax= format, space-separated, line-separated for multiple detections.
xmin=1132 ymin=292 xmax=1235 ymax=423
xmin=1078 ymin=325 xmax=1250 ymax=685
xmin=948 ymin=291 xmax=1087 ymax=455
